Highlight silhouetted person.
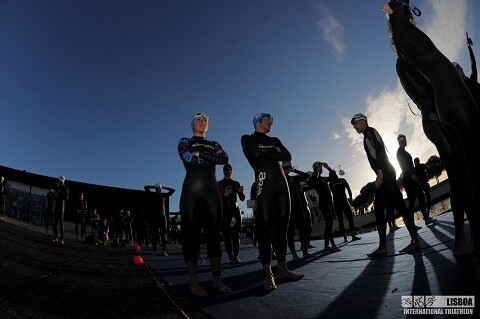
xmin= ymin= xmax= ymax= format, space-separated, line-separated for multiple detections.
xmin=328 ymin=170 xmax=361 ymax=242
xmin=396 ymin=134 xmax=435 ymax=225
xmin=218 ymin=163 xmax=245 ymax=263
xmin=144 ymin=183 xmax=175 ymax=256
xmin=53 ymin=176 xmax=69 ymax=244
xmin=351 ymin=113 xmax=419 ymax=257
xmin=74 ymin=193 xmax=88 ymax=241
xmin=282 ymin=161 xmax=312 ymax=260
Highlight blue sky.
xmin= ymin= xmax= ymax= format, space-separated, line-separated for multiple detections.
xmin=1 ymin=0 xmax=478 ymax=215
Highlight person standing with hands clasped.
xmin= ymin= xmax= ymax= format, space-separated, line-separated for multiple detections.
xmin=351 ymin=113 xmax=419 ymax=258
xmin=178 ymin=112 xmax=231 ymax=297
xmin=218 ymin=163 xmax=245 ymax=264
xmin=241 ymin=113 xmax=304 ymax=291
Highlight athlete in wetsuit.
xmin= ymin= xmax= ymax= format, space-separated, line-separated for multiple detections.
xmin=304 ymin=162 xmax=340 ymax=252
xmin=241 ymin=113 xmax=304 ymax=290
xmin=351 ymin=113 xmax=419 ymax=257
xmin=144 ymin=183 xmax=175 ymax=256
xmin=218 ymin=163 xmax=245 ymax=263
xmin=396 ymin=134 xmax=433 ymax=225
xmin=413 ymin=158 xmax=431 ymax=215
xmin=396 ymin=55 xmax=473 ymax=257
xmin=53 ymin=176 xmax=69 ymax=245
xmin=282 ymin=161 xmax=312 ymax=260
xmin=328 ymin=171 xmax=361 ymax=242
xmin=384 ymin=1 xmax=480 ymax=270
xmin=178 ymin=112 xmax=231 ymax=296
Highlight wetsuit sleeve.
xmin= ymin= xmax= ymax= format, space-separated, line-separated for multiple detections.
xmin=365 ymin=127 xmax=390 ymax=173
xmin=269 ymin=137 xmax=291 ymax=161
xmin=236 ymin=181 xmax=246 ymax=201
xmin=241 ymin=135 xmax=290 ymax=160
xmin=468 ymin=45 xmax=478 ymax=82
xmin=200 ymin=140 xmax=229 ymax=165
xmin=144 ymin=185 xmax=155 ymax=192
xmin=293 ymin=169 xmax=310 ymax=181
xmin=343 ymin=179 xmax=353 ymax=199
xmin=326 ymin=167 xmax=336 ymax=182
xmin=162 ymin=186 xmax=175 ymax=197
xmin=178 ymin=137 xmax=214 ymax=168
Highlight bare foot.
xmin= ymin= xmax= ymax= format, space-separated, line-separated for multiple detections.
xmin=213 ymin=279 xmax=232 ymax=293
xmin=191 ymin=283 xmax=208 ymax=297
xmin=264 ymin=275 xmax=277 ymax=290
xmin=276 ymin=269 xmax=304 ymax=281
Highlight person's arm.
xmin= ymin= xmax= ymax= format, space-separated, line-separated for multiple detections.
xmin=323 ymin=163 xmax=336 ymax=182
xmin=200 ymin=141 xmax=229 ymax=165
xmin=292 ymin=169 xmax=310 ymax=181
xmin=236 ymin=182 xmax=246 ymax=201
xmin=144 ymin=185 xmax=155 ymax=192
xmin=344 ymin=179 xmax=353 ymax=200
xmin=162 ymin=186 xmax=175 ymax=197
xmin=467 ymin=33 xmax=478 ymax=82
xmin=179 ymin=137 xmax=218 ymax=168
xmin=241 ymin=135 xmax=283 ymax=160
xmin=269 ymin=137 xmax=291 ymax=162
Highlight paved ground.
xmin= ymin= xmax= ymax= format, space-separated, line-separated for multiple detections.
xmin=0 ymin=216 xmax=208 ymax=319
xmin=144 ymin=211 xmax=479 ymax=319
xmin=0 ymin=208 xmax=478 ymax=319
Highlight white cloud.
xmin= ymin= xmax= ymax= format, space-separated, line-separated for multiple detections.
xmin=422 ymin=0 xmax=468 ymax=62
xmin=317 ymin=4 xmax=346 ymax=62
xmin=333 ymin=132 xmax=341 ymax=140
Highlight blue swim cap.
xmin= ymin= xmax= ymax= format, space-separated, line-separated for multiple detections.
xmin=252 ymin=113 xmax=272 ymax=127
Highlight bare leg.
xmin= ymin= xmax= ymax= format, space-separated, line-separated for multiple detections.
xmin=211 ymin=257 xmax=232 ymax=293
xmin=186 ymin=261 xmax=207 ymax=297
xmin=263 ymin=263 xmax=276 ymax=290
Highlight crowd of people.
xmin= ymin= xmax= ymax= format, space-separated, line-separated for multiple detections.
xmin=175 ymin=0 xmax=479 ymax=294
xmin=0 ymin=0 xmax=478 ymax=299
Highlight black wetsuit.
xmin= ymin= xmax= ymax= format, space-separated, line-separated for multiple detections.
xmin=388 ymin=0 xmax=480 ymax=219
xmin=53 ymin=184 xmax=69 ymax=241
xmin=363 ymin=126 xmax=417 ymax=245
xmin=74 ymin=198 xmax=88 ymax=239
xmin=144 ymin=185 xmax=175 ymax=254
xmin=396 ymin=146 xmax=428 ymax=219
xmin=178 ymin=136 xmax=228 ymax=262
xmin=241 ymin=132 xmax=291 ymax=265
xmin=285 ymin=169 xmax=311 ymax=252
xmin=414 ymin=162 xmax=431 ymax=212
xmin=304 ymin=168 xmax=336 ymax=247
xmin=328 ymin=174 xmax=356 ymax=237
xmin=396 ymin=57 xmax=467 ymax=241
xmin=218 ymin=178 xmax=245 ymax=259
